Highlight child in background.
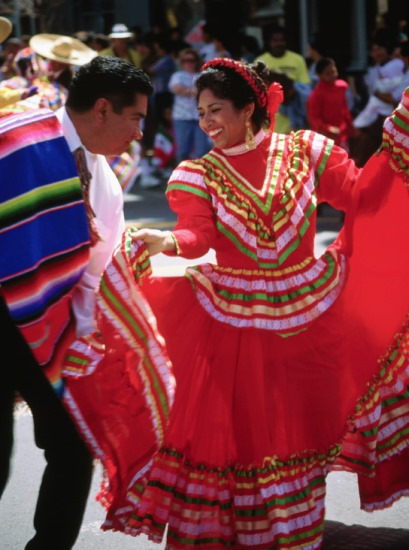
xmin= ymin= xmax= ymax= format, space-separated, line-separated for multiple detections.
xmin=306 ymin=57 xmax=355 ymax=151
xmin=153 ymin=105 xmax=176 ymax=177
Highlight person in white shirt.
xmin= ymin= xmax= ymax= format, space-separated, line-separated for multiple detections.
xmin=169 ymin=47 xmax=210 ymax=162
xmin=374 ymin=41 xmax=409 ymax=107
xmin=57 ymin=56 xmax=153 ymax=338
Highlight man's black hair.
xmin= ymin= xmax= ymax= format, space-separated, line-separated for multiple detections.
xmin=66 ymin=56 xmax=153 ymax=113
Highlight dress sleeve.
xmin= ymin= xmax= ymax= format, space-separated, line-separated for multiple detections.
xmin=166 ymin=160 xmax=217 ymax=259
xmin=317 ymin=142 xmax=361 ymax=212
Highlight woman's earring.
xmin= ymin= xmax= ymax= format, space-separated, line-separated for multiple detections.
xmin=245 ymin=120 xmax=256 ymax=150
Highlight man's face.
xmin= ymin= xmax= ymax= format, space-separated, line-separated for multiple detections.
xmin=97 ymin=93 xmax=148 ymax=156
xmin=269 ymin=32 xmax=286 ymax=58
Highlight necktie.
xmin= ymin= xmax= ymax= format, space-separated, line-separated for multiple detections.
xmin=73 ymin=146 xmax=100 ymax=246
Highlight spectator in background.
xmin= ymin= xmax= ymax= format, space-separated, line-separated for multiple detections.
xmin=351 ymin=29 xmax=404 ymax=166
xmin=169 ymin=47 xmax=210 ymax=163
xmin=153 ymin=99 xmax=176 ymax=177
xmin=353 ymin=36 xmax=404 ymax=129
xmin=306 ymin=33 xmax=325 ymax=87
xmin=136 ymin=35 xmax=158 ymax=151
xmin=99 ymin=23 xmax=141 ymax=68
xmin=199 ymin=23 xmax=217 ymax=62
xmin=238 ymin=33 xmax=261 ymax=63
xmin=146 ymin=35 xmax=176 ymax=142
xmin=374 ymin=40 xmax=409 ymax=106
xmin=213 ymin=32 xmax=231 ymax=59
xmin=168 ymin=26 xmax=191 ymax=60
xmin=255 ymin=26 xmax=311 ymax=132
xmin=1 ymin=37 xmax=21 ymax=80
xmin=90 ymin=33 xmax=109 ymax=53
xmin=136 ymin=34 xmax=158 ymax=73
xmin=307 ymin=57 xmax=356 ymax=152
xmin=0 ymin=44 xmax=38 ymax=108
xmin=29 ymin=33 xmax=96 ymax=110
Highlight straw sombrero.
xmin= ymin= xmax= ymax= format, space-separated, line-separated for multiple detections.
xmin=0 ymin=16 xmax=12 ymax=44
xmin=29 ymin=34 xmax=97 ymax=66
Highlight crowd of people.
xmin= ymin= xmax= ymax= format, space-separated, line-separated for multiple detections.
xmin=1 ymin=12 xmax=409 ymax=550
xmin=1 ymin=19 xmax=409 ymax=181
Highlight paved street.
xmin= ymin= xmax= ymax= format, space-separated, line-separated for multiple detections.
xmin=1 ymin=179 xmax=408 ymax=549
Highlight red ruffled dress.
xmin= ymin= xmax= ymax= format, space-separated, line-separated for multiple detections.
xmin=64 ymin=91 xmax=409 ymax=550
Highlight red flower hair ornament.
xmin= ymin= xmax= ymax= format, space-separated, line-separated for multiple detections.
xmin=267 ymin=82 xmax=284 ymax=132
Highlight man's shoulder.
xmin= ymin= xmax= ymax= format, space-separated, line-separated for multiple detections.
xmin=0 ymin=107 xmax=59 ymax=138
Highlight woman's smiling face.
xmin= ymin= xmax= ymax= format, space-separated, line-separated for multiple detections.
xmin=197 ymin=88 xmax=248 ymax=149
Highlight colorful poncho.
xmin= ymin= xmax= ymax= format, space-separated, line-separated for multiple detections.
xmin=0 ymin=108 xmax=90 ymax=385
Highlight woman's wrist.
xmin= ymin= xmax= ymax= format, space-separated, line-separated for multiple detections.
xmin=166 ymin=231 xmax=180 ymax=255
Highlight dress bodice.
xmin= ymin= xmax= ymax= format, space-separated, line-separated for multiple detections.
xmin=166 ymin=130 xmax=358 ymax=334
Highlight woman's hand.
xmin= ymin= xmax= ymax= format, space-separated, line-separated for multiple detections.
xmin=131 ymin=228 xmax=176 ymax=257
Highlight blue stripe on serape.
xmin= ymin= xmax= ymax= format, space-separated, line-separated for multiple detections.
xmin=0 ymin=136 xmax=78 ymax=203
xmin=0 ymin=203 xmax=89 ymax=280
xmin=8 ymin=266 xmax=85 ymax=323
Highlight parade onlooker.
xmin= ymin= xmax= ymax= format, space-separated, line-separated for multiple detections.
xmin=255 ymin=25 xmax=311 ymax=132
xmin=168 ymin=25 xmax=191 ymax=60
xmin=149 ymin=35 xmax=177 ymax=102
xmin=238 ymin=33 xmax=261 ymax=63
xmin=153 ymin=101 xmax=176 ymax=176
xmin=146 ymin=35 xmax=176 ymax=145
xmin=29 ymin=33 xmax=96 ymax=110
xmin=306 ymin=33 xmax=325 ymax=87
xmin=99 ymin=23 xmax=141 ymax=68
xmin=213 ymin=32 xmax=231 ymax=59
xmin=307 ymin=57 xmax=355 ymax=151
xmin=169 ymin=47 xmax=210 ymax=162
xmin=352 ymin=29 xmax=404 ymax=166
xmin=135 ymin=34 xmax=158 ymax=73
xmin=1 ymin=37 xmax=21 ymax=80
xmin=374 ymin=40 xmax=409 ymax=106
xmin=199 ymin=23 xmax=217 ymax=62
xmin=353 ymin=34 xmax=404 ymax=129
xmin=90 ymin=33 xmax=109 ymax=52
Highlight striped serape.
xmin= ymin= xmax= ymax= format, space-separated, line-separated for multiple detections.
xmin=0 ymin=108 xmax=90 ymax=374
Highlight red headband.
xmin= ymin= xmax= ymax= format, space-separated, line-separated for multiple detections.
xmin=201 ymin=57 xmax=268 ymax=108
xmin=201 ymin=58 xmax=284 ymax=131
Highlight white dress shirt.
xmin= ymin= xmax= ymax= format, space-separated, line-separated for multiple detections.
xmin=56 ymin=107 xmax=125 ymax=337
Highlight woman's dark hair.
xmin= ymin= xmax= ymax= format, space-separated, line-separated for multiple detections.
xmin=195 ymin=60 xmax=270 ymax=130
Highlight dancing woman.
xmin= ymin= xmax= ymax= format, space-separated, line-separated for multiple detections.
xmin=66 ymin=58 xmax=409 ymax=549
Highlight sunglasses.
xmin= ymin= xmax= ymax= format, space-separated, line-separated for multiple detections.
xmin=182 ymin=58 xmax=196 ymax=63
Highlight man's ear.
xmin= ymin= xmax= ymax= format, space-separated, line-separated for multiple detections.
xmin=94 ymin=97 xmax=110 ymax=123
